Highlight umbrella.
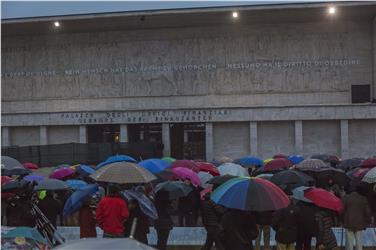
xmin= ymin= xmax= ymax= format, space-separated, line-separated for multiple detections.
xmin=255 ymin=173 xmax=274 ymax=181
xmin=154 ymin=181 xmax=193 ymax=200
xmin=288 ymin=155 xmax=305 ymax=165
xmin=22 ymin=162 xmax=39 ymax=170
xmin=2 ymin=226 xmax=48 ymax=245
xmin=76 ymin=164 xmax=95 ymax=177
xmin=211 ymin=177 xmax=289 ymax=211
xmin=264 ymin=158 xmax=292 ymax=171
xmin=360 ymin=157 xmax=376 ymax=168
xmin=138 ymin=159 xmax=171 ymax=174
xmin=33 ymin=167 xmax=55 ymax=178
xmin=50 ymin=167 xmax=74 ymax=180
xmin=34 ymin=179 xmax=70 ymax=191
xmin=217 ymin=162 xmax=249 ymax=176
xmin=214 ymin=156 xmax=233 ymax=164
xmin=171 ymin=167 xmax=201 ymax=186
xmin=96 ymin=155 xmax=137 ymax=170
xmin=121 ymin=190 xmax=158 ymax=220
xmin=196 ymin=161 xmax=220 ymax=176
xmin=63 ymin=184 xmax=99 ymax=215
xmin=273 ymin=154 xmax=288 ymax=159
xmin=234 ymin=156 xmax=263 ymax=168
xmin=263 ymin=158 xmax=274 ymax=164
xmin=1 ymin=176 xmax=12 ymax=185
xmin=362 ymin=167 xmax=376 ymax=183
xmin=54 ymin=164 xmax=71 ymax=170
xmin=162 ymin=157 xmax=176 ymax=164
xmin=1 ymin=156 xmax=31 ymax=176
xmin=292 ymin=186 xmax=314 ymax=203
xmin=23 ymin=174 xmax=45 ymax=183
xmin=171 ymin=160 xmax=200 ymax=172
xmin=55 ymin=238 xmax=156 ymax=249
xmin=66 ymin=179 xmax=88 ymax=190
xmin=90 ymin=162 xmax=156 ymax=184
xmin=271 ymin=170 xmax=315 ymax=191
xmin=2 ymin=179 xmax=30 ymax=191
xmin=337 ymin=158 xmax=363 ymax=171
xmin=155 ymin=170 xmax=177 ymax=181
xmin=296 ymin=159 xmax=328 ymax=171
xmin=311 ymin=154 xmax=330 ymax=162
xmin=207 ymin=174 xmax=237 ymax=186
xmin=304 ymin=187 xmax=343 ymax=213
xmin=200 ymin=186 xmax=213 ymax=200
xmin=198 ymin=172 xmax=214 ymax=188
xmin=315 ymin=168 xmax=350 ymax=186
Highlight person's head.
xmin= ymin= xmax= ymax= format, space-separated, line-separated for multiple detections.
xmin=328 ymin=178 xmax=334 ymax=185
xmin=108 ymin=185 xmax=120 ymax=197
xmin=184 ymin=179 xmax=192 ymax=186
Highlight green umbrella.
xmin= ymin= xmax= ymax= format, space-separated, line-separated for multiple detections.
xmin=162 ymin=157 xmax=176 ymax=164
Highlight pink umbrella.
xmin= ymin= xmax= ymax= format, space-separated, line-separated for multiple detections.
xmin=171 ymin=167 xmax=202 ymax=187
xmin=23 ymin=162 xmax=39 ymax=170
xmin=171 ymin=160 xmax=200 ymax=172
xmin=50 ymin=167 xmax=74 ymax=180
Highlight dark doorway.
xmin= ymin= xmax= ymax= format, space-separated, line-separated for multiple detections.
xmin=87 ymin=124 xmax=120 ymax=143
xmin=128 ymin=124 xmax=162 ymax=143
xmin=170 ymin=123 xmax=205 ymax=160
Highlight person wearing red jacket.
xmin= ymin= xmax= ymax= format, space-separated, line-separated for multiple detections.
xmin=96 ymin=185 xmax=129 ymax=238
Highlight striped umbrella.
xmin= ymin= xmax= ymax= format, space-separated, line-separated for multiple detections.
xmin=211 ymin=177 xmax=289 ymax=211
xmin=362 ymin=167 xmax=376 ymax=183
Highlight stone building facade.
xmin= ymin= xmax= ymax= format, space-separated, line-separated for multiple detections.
xmin=2 ymin=2 xmax=376 ymax=160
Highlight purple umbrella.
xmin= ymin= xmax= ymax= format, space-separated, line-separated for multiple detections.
xmin=171 ymin=167 xmax=202 ymax=187
xmin=50 ymin=167 xmax=74 ymax=180
xmin=23 ymin=174 xmax=45 ymax=183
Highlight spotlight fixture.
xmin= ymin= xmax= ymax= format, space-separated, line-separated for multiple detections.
xmin=54 ymin=21 xmax=60 ymax=27
xmin=232 ymin=12 xmax=238 ymax=18
xmin=328 ymin=7 xmax=336 ymax=14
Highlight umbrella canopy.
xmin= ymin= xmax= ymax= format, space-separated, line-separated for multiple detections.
xmin=63 ymin=184 xmax=99 ymax=215
xmin=211 ymin=177 xmax=289 ymax=211
xmin=3 ymin=226 xmax=48 ymax=245
xmin=54 ymin=164 xmax=71 ymax=170
xmin=255 ymin=173 xmax=274 ymax=181
xmin=171 ymin=167 xmax=201 ymax=186
xmin=90 ymin=162 xmax=156 ymax=184
xmin=50 ymin=167 xmax=74 ymax=180
xmin=360 ymin=157 xmax=376 ymax=168
xmin=196 ymin=162 xmax=220 ymax=176
xmin=138 ymin=159 xmax=171 ymax=174
xmin=337 ymin=158 xmax=363 ymax=171
xmin=155 ymin=170 xmax=177 ymax=181
xmin=1 ymin=176 xmax=12 ymax=185
xmin=170 ymin=160 xmax=200 ymax=172
xmin=214 ymin=156 xmax=233 ymax=164
xmin=55 ymin=238 xmax=156 ymax=250
xmin=207 ymin=174 xmax=237 ymax=186
xmin=23 ymin=174 xmax=45 ymax=183
xmin=198 ymin=172 xmax=214 ymax=188
xmin=2 ymin=179 xmax=30 ymax=192
xmin=121 ymin=190 xmax=158 ymax=220
xmin=33 ymin=167 xmax=55 ymax=178
xmin=96 ymin=155 xmax=137 ymax=170
xmin=76 ymin=164 xmax=95 ymax=177
xmin=217 ymin=162 xmax=249 ymax=177
xmin=315 ymin=168 xmax=350 ymax=186
xmin=362 ymin=167 xmax=376 ymax=183
xmin=154 ymin=181 xmax=193 ymax=200
xmin=161 ymin=157 xmax=176 ymax=164
xmin=271 ymin=170 xmax=315 ymax=192
xmin=288 ymin=155 xmax=305 ymax=165
xmin=34 ymin=179 xmax=70 ymax=191
xmin=264 ymin=158 xmax=292 ymax=171
xmin=292 ymin=186 xmax=314 ymax=203
xmin=1 ymin=156 xmax=31 ymax=176
xmin=311 ymin=154 xmax=330 ymax=162
xmin=296 ymin=159 xmax=328 ymax=171
xmin=22 ymin=162 xmax=39 ymax=170
xmin=304 ymin=187 xmax=343 ymax=213
xmin=234 ymin=156 xmax=263 ymax=168
xmin=66 ymin=179 xmax=88 ymax=190
xmin=273 ymin=153 xmax=288 ymax=159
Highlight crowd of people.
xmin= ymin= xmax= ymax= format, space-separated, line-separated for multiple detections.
xmin=1 ymin=154 xmax=376 ymax=250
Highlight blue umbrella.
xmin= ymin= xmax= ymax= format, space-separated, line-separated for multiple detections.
xmin=234 ymin=156 xmax=264 ymax=168
xmin=76 ymin=164 xmax=95 ymax=177
xmin=96 ymin=155 xmax=137 ymax=170
xmin=138 ymin=158 xmax=171 ymax=174
xmin=66 ymin=179 xmax=88 ymax=190
xmin=292 ymin=186 xmax=313 ymax=203
xmin=121 ymin=190 xmax=158 ymax=220
xmin=63 ymin=184 xmax=98 ymax=216
xmin=23 ymin=174 xmax=45 ymax=183
xmin=3 ymin=226 xmax=48 ymax=245
xmin=288 ymin=155 xmax=305 ymax=165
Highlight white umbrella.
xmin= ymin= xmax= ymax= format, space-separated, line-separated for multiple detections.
xmin=217 ymin=163 xmax=249 ymax=177
xmin=198 ymin=171 xmax=213 ymax=188
xmin=362 ymin=167 xmax=376 ymax=183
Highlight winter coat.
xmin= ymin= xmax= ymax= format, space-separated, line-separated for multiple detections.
xmin=154 ymin=194 xmax=173 ymax=230
xmin=37 ymin=195 xmax=62 ymax=228
xmin=315 ymin=210 xmax=337 ymax=250
xmin=342 ymin=191 xmax=371 ymax=231
xmin=271 ymin=203 xmax=299 ymax=244
xmin=178 ymin=188 xmax=201 ymax=213
xmin=296 ymin=201 xmax=318 ymax=237
xmin=200 ymin=194 xmax=225 ymax=228
xmin=79 ymin=205 xmax=97 ymax=238
xmin=124 ymin=202 xmax=150 ymax=240
xmin=254 ymin=211 xmax=273 ymax=226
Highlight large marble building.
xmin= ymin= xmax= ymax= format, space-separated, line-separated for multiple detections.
xmin=2 ymin=2 xmax=376 ymax=160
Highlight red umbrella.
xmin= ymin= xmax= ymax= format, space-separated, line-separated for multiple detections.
xmin=304 ymin=187 xmax=343 ymax=213
xmin=1 ymin=176 xmax=12 ymax=185
xmin=196 ymin=162 xmax=220 ymax=176
xmin=171 ymin=167 xmax=201 ymax=187
xmin=23 ymin=162 xmax=39 ymax=170
xmin=171 ymin=160 xmax=200 ymax=172
xmin=264 ymin=158 xmax=292 ymax=171
xmin=360 ymin=158 xmax=376 ymax=168
xmin=273 ymin=154 xmax=288 ymax=159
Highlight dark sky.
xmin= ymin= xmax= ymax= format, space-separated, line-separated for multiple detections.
xmin=1 ymin=1 xmax=315 ymax=19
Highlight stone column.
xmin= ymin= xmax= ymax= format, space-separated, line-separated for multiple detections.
xmin=120 ymin=124 xmax=128 ymax=143
xmin=79 ymin=125 xmax=87 ymax=143
xmin=162 ymin=123 xmax=171 ymax=156
xmin=249 ymin=122 xmax=258 ymax=156
xmin=294 ymin=120 xmax=303 ymax=154
xmin=205 ymin=122 xmax=214 ymax=161
xmin=2 ymin=127 xmax=11 ymax=147
xmin=40 ymin=126 xmax=48 ymax=145
xmin=340 ymin=120 xmax=349 ymax=159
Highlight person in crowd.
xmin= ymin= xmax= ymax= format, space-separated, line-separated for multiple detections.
xmin=200 ymin=190 xmax=226 ymax=250
xmin=315 ymin=209 xmax=337 ymax=250
xmin=295 ymin=201 xmax=318 ymax=250
xmin=221 ymin=209 xmax=258 ymax=250
xmin=271 ymin=201 xmax=299 ymax=250
xmin=365 ymin=183 xmax=376 ymax=226
xmin=37 ymin=191 xmax=62 ymax=228
xmin=79 ymin=198 xmax=97 ymax=238
xmin=178 ymin=179 xmax=201 ymax=226
xmin=325 ymin=178 xmax=344 ymax=199
xmin=154 ymin=191 xmax=174 ymax=250
xmin=124 ymin=199 xmax=150 ymax=244
xmin=342 ymin=184 xmax=371 ymax=250
xmin=96 ymin=185 xmax=129 ymax=238
xmin=254 ymin=211 xmax=273 ymax=250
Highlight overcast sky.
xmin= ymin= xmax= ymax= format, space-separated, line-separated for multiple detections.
xmin=1 ymin=1 xmax=317 ymax=19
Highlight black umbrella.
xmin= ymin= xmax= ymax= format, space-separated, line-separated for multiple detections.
xmin=2 ymin=179 xmax=30 ymax=192
xmin=207 ymin=174 xmax=237 ymax=186
xmin=271 ymin=170 xmax=315 ymax=192
xmin=154 ymin=181 xmax=193 ymax=200
xmin=337 ymin=158 xmax=363 ymax=172
xmin=1 ymin=156 xmax=31 ymax=176
xmin=315 ymin=167 xmax=350 ymax=187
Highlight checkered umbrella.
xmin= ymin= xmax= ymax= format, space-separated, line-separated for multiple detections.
xmin=90 ymin=162 xmax=156 ymax=184
xmin=296 ymin=159 xmax=328 ymax=171
xmin=362 ymin=167 xmax=376 ymax=183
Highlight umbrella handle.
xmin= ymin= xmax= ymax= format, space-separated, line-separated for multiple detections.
xmin=129 ymin=217 xmax=138 ymax=239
